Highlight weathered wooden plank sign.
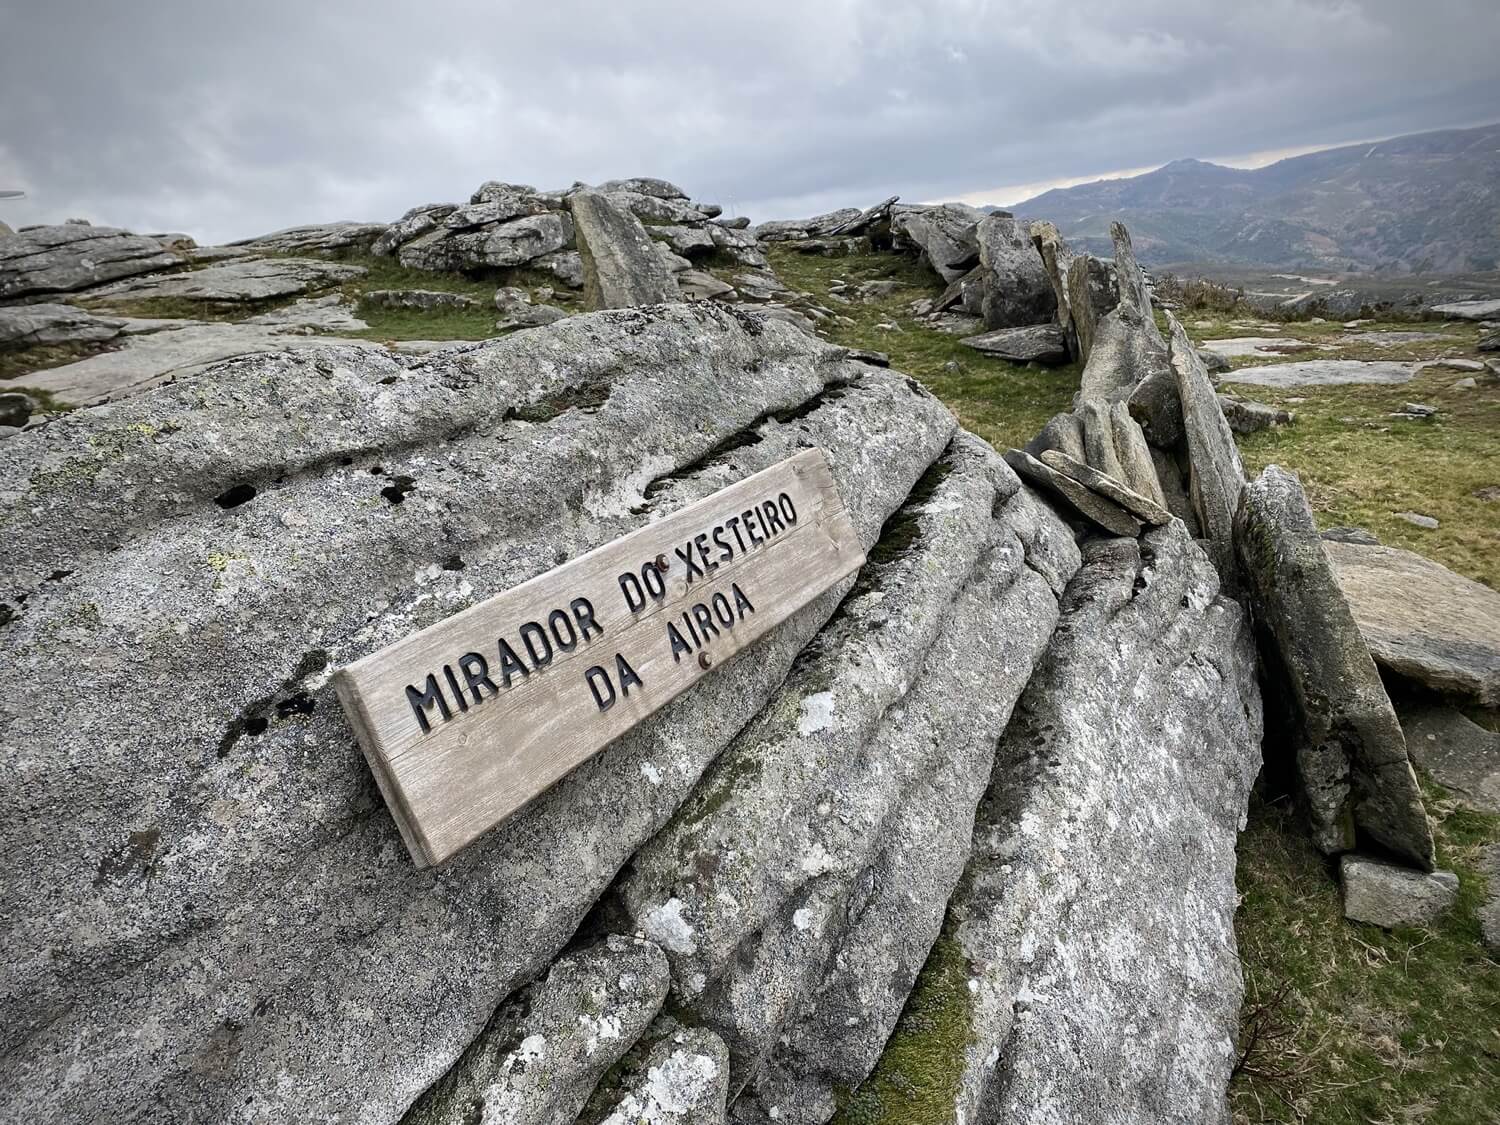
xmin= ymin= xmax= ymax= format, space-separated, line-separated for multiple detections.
xmin=334 ymin=448 xmax=863 ymax=867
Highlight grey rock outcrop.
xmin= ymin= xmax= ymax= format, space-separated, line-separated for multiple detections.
xmin=755 ymin=208 xmax=864 ymax=243
xmin=1236 ymin=465 xmax=1435 ymax=869
xmin=959 ymin=322 xmax=1069 ymax=364
xmin=1480 ymin=845 xmax=1500 ymax=951
xmin=1029 ymin=219 xmax=1076 ymax=351
xmin=363 ymin=288 xmax=479 ymax=311
xmin=406 ymin=935 xmax=670 ymax=1125
xmin=950 ymin=524 xmax=1262 ymax=1125
xmin=0 ymin=301 xmax=125 ymax=348
xmin=890 ymin=203 xmax=987 ymax=282
xmin=230 ymin=221 xmax=387 ymax=256
xmin=0 ymin=304 xmax=955 ymax=1124
xmin=1218 ymin=393 xmax=1294 ymax=434
xmin=17 ymin=316 xmax=384 ymax=406
xmin=399 ymin=212 xmax=574 ymax=273
xmin=0 ymin=224 xmax=182 ymax=300
xmin=1325 ymin=540 xmax=1500 ymax=707
xmin=569 ymin=191 xmax=681 ymax=310
xmin=975 ymin=213 xmax=1056 ymax=329
xmin=1078 ymin=224 xmax=1172 ymax=409
xmin=1341 ymin=856 xmax=1458 ymax=929
xmin=492 ymin=285 xmax=568 ymax=330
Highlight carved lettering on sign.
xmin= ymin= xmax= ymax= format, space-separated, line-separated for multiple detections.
xmin=334 ymin=448 xmax=862 ymax=867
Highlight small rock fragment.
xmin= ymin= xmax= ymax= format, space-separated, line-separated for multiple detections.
xmin=1395 ymin=511 xmax=1439 ymax=529
xmin=1341 ymin=855 xmax=1458 ymax=929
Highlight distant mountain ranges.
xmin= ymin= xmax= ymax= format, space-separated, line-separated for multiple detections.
xmin=1011 ymin=122 xmax=1500 ymax=274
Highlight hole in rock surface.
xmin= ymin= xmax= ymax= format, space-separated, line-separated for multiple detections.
xmin=213 ymin=483 xmax=258 ymax=510
xmin=381 ymin=476 xmax=418 ymax=504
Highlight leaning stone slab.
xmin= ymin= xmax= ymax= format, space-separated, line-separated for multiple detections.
xmin=1430 ymin=298 xmax=1500 ymax=320
xmin=1324 ymin=541 xmax=1500 ymax=708
xmin=1236 ymin=465 xmax=1435 ymax=869
xmin=570 ymin=190 xmax=680 ymax=310
xmin=951 ymin=524 xmax=1262 ymax=1124
xmin=1028 ymin=220 xmax=1076 ymax=353
xmin=0 ymin=301 xmax=125 ymax=349
xmin=1397 ymin=703 xmax=1500 ymax=814
xmin=1341 ymin=856 xmax=1458 ymax=929
xmin=958 ymin=322 xmax=1068 ymax=364
xmin=1040 ymin=449 xmax=1172 ymax=525
xmin=0 ymin=224 xmax=183 ymax=300
xmin=976 ymin=214 xmax=1056 ymax=329
xmin=1065 ymin=253 xmax=1117 ymax=365
xmin=0 ymin=304 xmax=955 ymax=1124
xmin=1167 ymin=310 xmax=1244 ymax=582
xmin=1005 ymin=447 xmax=1142 ymax=537
xmin=405 ymin=935 xmax=669 ymax=1125
xmin=1110 ymin=399 xmax=1168 ymax=506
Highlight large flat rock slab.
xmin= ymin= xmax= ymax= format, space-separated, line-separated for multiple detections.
xmin=18 ymin=319 xmax=384 ymax=406
xmin=0 ymin=224 xmax=183 ymax=300
xmin=1326 ymin=541 xmax=1500 ymax=707
xmin=1225 ymin=359 xmax=1418 ymax=387
xmin=86 ymin=256 xmax=366 ymax=304
xmin=1431 ymin=298 xmax=1500 ymax=320
xmin=0 ymin=304 xmax=957 ymax=1124
xmin=1397 ymin=703 xmax=1500 ymax=814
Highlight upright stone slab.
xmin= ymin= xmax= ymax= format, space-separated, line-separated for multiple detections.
xmin=975 ymin=214 xmax=1056 ymax=329
xmin=950 ymin=523 xmax=1262 ymax=1124
xmin=570 ymin=190 xmax=681 ymax=310
xmin=1235 ymin=465 xmax=1435 ymax=869
xmin=1167 ymin=310 xmax=1244 ymax=583
xmin=1078 ymin=223 xmax=1172 ymax=406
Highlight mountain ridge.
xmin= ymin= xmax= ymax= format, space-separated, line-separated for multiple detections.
xmin=1011 ymin=122 xmax=1500 ymax=273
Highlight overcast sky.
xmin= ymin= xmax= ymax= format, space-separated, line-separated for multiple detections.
xmin=3 ymin=1 xmax=1498 ymax=244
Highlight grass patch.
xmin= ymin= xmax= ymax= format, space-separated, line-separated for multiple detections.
xmin=1226 ymin=364 xmax=1500 ymax=589
xmin=79 ymin=295 xmax=283 ymax=322
xmin=332 ymin=254 xmax=576 ymax=341
xmin=1232 ymin=784 xmax=1500 ymax=1124
xmin=766 ymin=244 xmax=1077 ymax=451
xmin=832 ymin=928 xmax=974 ymax=1124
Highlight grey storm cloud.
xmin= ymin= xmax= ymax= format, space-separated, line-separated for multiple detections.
xmin=2 ymin=0 xmax=1498 ymax=243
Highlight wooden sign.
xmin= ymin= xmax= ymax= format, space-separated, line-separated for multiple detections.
xmin=334 ymin=448 xmax=863 ymax=867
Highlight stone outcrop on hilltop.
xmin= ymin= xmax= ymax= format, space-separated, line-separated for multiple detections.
xmin=1 ymin=171 xmax=1481 ymax=1124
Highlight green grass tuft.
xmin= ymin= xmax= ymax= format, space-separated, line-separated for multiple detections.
xmin=832 ymin=929 xmax=974 ymax=1125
